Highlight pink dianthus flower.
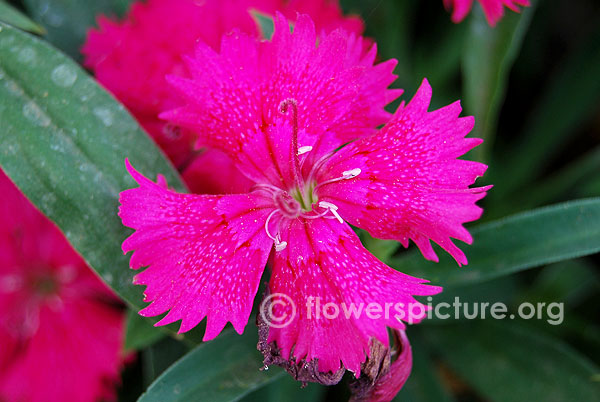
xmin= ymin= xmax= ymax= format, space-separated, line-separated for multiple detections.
xmin=82 ymin=0 xmax=363 ymax=172
xmin=444 ymin=0 xmax=530 ymax=26
xmin=0 ymin=171 xmax=125 ymax=402
xmin=119 ymin=14 xmax=489 ymax=377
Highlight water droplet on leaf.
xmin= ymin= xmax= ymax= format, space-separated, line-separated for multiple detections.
xmin=51 ymin=64 xmax=77 ymax=87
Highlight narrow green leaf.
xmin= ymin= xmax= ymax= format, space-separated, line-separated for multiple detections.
xmin=462 ymin=1 xmax=536 ymax=162
xmin=422 ymin=276 xmax=521 ymax=325
xmin=0 ymin=23 xmax=185 ymax=309
xmin=142 ymin=337 xmax=193 ymax=388
xmin=249 ymin=10 xmax=274 ymax=40
xmin=240 ymin=375 xmax=324 ymax=402
xmin=0 ymin=0 xmax=45 ymax=34
xmin=138 ymin=330 xmax=285 ymax=402
xmin=22 ymin=0 xmax=133 ymax=60
xmin=392 ymin=199 xmax=600 ymax=287
xmin=509 ymin=146 xmax=600 ymax=213
xmin=125 ymin=309 xmax=168 ymax=351
xmin=426 ymin=321 xmax=600 ymax=401
xmin=493 ymin=26 xmax=600 ymax=196
xmin=517 ymin=259 xmax=599 ymax=308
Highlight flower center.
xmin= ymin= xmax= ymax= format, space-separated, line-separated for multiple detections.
xmin=290 ymin=182 xmax=318 ymax=212
xmin=255 ymin=98 xmax=363 ymax=252
xmin=274 ymin=190 xmax=302 ymax=218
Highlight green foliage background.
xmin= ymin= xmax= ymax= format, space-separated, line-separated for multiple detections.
xmin=0 ymin=0 xmax=599 ymax=401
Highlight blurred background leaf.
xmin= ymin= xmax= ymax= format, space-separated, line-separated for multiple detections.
xmin=461 ymin=0 xmax=536 ymax=162
xmin=0 ymin=0 xmax=45 ymax=34
xmin=21 ymin=0 xmax=133 ymax=60
xmin=424 ymin=321 xmax=600 ymax=401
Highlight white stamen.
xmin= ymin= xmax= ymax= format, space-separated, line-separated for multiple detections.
xmin=297 ymin=145 xmax=313 ymax=155
xmin=313 ymin=167 xmax=362 ymax=192
xmin=265 ymin=209 xmax=288 ymax=251
xmin=318 ymin=201 xmax=344 ymax=223
xmin=342 ymin=168 xmax=361 ymax=178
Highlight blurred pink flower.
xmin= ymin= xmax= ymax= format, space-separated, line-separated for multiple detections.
xmin=0 ymin=171 xmax=125 ymax=402
xmin=443 ymin=0 xmax=530 ymax=26
xmin=82 ymin=0 xmax=363 ymax=175
xmin=119 ymin=14 xmax=488 ymax=376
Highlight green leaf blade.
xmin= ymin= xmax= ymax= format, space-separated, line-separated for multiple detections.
xmin=138 ymin=330 xmax=284 ymax=402
xmin=426 ymin=322 xmax=600 ymax=401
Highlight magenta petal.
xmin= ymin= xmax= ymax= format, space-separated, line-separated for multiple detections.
xmin=119 ymin=160 xmax=273 ymax=339
xmin=182 ymin=149 xmax=253 ymax=195
xmin=266 ymin=218 xmax=441 ymax=375
xmin=317 ymin=79 xmax=491 ymax=265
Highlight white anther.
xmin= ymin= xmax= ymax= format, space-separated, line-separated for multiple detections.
xmin=318 ymin=201 xmax=338 ymax=210
xmin=275 ymin=241 xmax=288 ymax=251
xmin=318 ymin=201 xmax=344 ymax=224
xmin=297 ymin=146 xmax=313 ymax=155
xmin=312 ymin=167 xmax=362 ymax=192
xmin=342 ymin=168 xmax=361 ymax=178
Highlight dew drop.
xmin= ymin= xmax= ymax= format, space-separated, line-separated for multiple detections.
xmin=4 ymin=80 xmax=23 ymax=97
xmin=93 ymin=107 xmax=114 ymax=127
xmin=41 ymin=192 xmax=57 ymax=206
xmin=18 ymin=47 xmax=36 ymax=64
xmin=50 ymin=64 xmax=77 ymax=88
xmin=22 ymin=102 xmax=50 ymax=127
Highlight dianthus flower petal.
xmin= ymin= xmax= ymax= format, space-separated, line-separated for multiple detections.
xmin=162 ymin=13 xmax=400 ymax=173
xmin=266 ymin=218 xmax=441 ymax=374
xmin=0 ymin=171 xmax=124 ymax=402
xmin=119 ymin=160 xmax=273 ymax=339
xmin=316 ymin=79 xmax=491 ymax=265
xmin=444 ymin=0 xmax=530 ymax=26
